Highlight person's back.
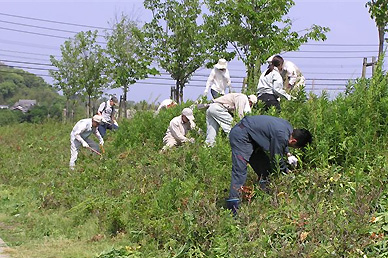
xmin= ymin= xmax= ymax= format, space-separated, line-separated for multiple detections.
xmin=240 ymin=115 xmax=293 ymax=155
xmin=213 ymin=93 xmax=251 ymax=118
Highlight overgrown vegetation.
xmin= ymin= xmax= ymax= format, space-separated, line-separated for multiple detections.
xmin=0 ymin=65 xmax=388 ymax=257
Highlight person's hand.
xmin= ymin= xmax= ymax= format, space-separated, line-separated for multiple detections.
xmin=99 ymin=140 xmax=104 ymax=146
xmin=188 ymin=138 xmax=195 ymax=143
xmin=82 ymin=142 xmax=89 ymax=148
xmin=203 ymin=90 xmax=208 ymax=96
xmin=287 ymin=155 xmax=298 ymax=167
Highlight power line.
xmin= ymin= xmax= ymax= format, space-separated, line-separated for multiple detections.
xmin=0 ymin=19 xmax=105 ymax=38
xmin=303 ymin=43 xmax=378 ymax=47
xmin=0 ymin=53 xmax=51 ymax=62
xmin=0 ymin=64 xmax=55 ymax=71
xmin=0 ymin=69 xmax=51 ymax=77
xmin=0 ymin=59 xmax=53 ymax=66
xmin=0 ymin=26 xmax=107 ymax=45
xmin=0 ymin=49 xmax=60 ymax=58
xmin=0 ymin=39 xmax=60 ymax=50
xmin=0 ymin=12 xmax=111 ymax=31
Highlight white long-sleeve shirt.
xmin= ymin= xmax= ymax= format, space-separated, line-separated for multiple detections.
xmin=97 ymin=100 xmax=115 ymax=123
xmin=70 ymin=118 xmax=103 ymax=146
xmin=163 ymin=115 xmax=195 ymax=144
xmin=204 ymin=68 xmax=231 ymax=95
xmin=213 ymin=93 xmax=251 ymax=119
xmin=283 ymin=60 xmax=304 ymax=87
xmin=156 ymin=99 xmax=177 ymax=112
xmin=257 ymin=67 xmax=292 ymax=100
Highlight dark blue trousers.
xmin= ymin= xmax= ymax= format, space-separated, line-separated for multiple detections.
xmin=228 ymin=123 xmax=271 ymax=199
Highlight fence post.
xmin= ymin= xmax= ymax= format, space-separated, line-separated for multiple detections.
xmin=362 ymin=57 xmax=377 ymax=78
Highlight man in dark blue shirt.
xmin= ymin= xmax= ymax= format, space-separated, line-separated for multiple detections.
xmin=226 ymin=115 xmax=312 ymax=215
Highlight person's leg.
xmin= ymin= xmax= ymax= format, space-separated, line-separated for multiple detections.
xmin=249 ymin=148 xmax=272 ymax=193
xmin=205 ymin=106 xmax=220 ymax=147
xmin=69 ymin=139 xmax=81 ymax=169
xmin=211 ymin=89 xmax=222 ymax=99
xmin=258 ymin=94 xmax=280 ymax=111
xmin=228 ymin=125 xmax=254 ymax=200
xmin=161 ymin=135 xmax=178 ymax=151
xmin=98 ymin=124 xmax=107 ymax=138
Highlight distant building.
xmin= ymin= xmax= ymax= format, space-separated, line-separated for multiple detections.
xmin=11 ymin=99 xmax=37 ymax=113
xmin=0 ymin=105 xmax=8 ymax=109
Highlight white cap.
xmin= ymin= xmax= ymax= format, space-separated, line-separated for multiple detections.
xmin=92 ymin=115 xmax=108 ymax=124
xmin=182 ymin=108 xmax=195 ymax=122
xmin=214 ymin=58 xmax=228 ymax=70
xmin=267 ymin=55 xmax=276 ymax=64
xmin=248 ymin=95 xmax=257 ymax=105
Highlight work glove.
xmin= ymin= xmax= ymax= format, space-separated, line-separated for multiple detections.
xmin=188 ymin=138 xmax=195 ymax=143
xmin=99 ymin=139 xmax=104 ymax=146
xmin=287 ymin=155 xmax=298 ymax=167
xmin=203 ymin=90 xmax=208 ymax=96
xmin=113 ymin=121 xmax=119 ymax=127
xmin=82 ymin=141 xmax=89 ymax=148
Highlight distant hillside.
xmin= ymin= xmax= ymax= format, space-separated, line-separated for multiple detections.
xmin=0 ymin=63 xmax=64 ymax=106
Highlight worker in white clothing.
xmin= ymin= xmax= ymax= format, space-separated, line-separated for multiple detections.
xmin=203 ymin=58 xmax=232 ymax=99
xmin=69 ymin=115 xmax=106 ymax=170
xmin=257 ymin=55 xmax=292 ymax=111
xmin=205 ymin=93 xmax=257 ymax=147
xmin=267 ymin=55 xmax=305 ymax=90
xmin=161 ymin=108 xmax=196 ymax=151
xmin=97 ymin=96 xmax=119 ymax=138
xmin=155 ymin=99 xmax=177 ymax=114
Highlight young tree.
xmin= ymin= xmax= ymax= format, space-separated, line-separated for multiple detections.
xmin=105 ymin=15 xmax=159 ymax=118
xmin=366 ymin=0 xmax=388 ymax=59
xmin=143 ymin=0 xmax=231 ymax=103
xmin=50 ymin=40 xmax=80 ymax=120
xmin=51 ymin=31 xmax=108 ymax=118
xmin=205 ymin=0 xmax=329 ymax=92
xmin=75 ymin=31 xmax=109 ymax=116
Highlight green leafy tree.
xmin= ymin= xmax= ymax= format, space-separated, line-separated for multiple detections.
xmin=366 ymin=0 xmax=388 ymax=59
xmin=76 ymin=31 xmax=109 ymax=116
xmin=50 ymin=40 xmax=81 ymax=120
xmin=205 ymin=0 xmax=329 ymax=92
xmin=144 ymin=0 xmax=230 ymax=103
xmin=51 ymin=31 xmax=108 ymax=117
xmin=105 ymin=15 xmax=159 ymax=118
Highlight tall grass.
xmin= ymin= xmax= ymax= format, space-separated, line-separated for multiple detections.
xmin=0 ymin=64 xmax=388 ymax=257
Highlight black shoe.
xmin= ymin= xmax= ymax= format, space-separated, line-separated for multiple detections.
xmin=226 ymin=199 xmax=239 ymax=216
xmin=259 ymin=179 xmax=271 ymax=194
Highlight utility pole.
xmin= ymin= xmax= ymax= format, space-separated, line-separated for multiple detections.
xmin=362 ymin=57 xmax=377 ymax=78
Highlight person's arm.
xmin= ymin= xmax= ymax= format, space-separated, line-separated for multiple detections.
xmin=73 ymin=124 xmax=89 ymax=147
xmin=94 ymin=127 xmax=104 ymax=145
xmin=204 ymin=69 xmax=215 ymax=95
xmin=286 ymin=65 xmax=298 ymax=87
xmin=226 ymin=70 xmax=232 ymax=92
xmin=169 ymin=119 xmax=189 ymax=143
xmin=236 ymin=96 xmax=251 ymax=119
xmin=269 ymin=131 xmax=289 ymax=173
xmin=97 ymin=102 xmax=105 ymax=116
xmin=272 ymin=72 xmax=292 ymax=100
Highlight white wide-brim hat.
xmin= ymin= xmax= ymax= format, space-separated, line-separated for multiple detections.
xmin=214 ymin=58 xmax=228 ymax=70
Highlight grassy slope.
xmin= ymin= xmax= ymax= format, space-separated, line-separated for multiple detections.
xmin=1 ymin=67 xmax=388 ymax=257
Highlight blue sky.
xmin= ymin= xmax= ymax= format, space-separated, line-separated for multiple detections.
xmin=0 ymin=0 xmax=385 ymax=103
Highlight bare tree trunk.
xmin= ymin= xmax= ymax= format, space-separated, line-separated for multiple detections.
xmin=123 ymin=86 xmax=128 ymax=118
xmin=175 ymin=81 xmax=180 ymax=103
xmin=378 ymin=26 xmax=384 ymax=60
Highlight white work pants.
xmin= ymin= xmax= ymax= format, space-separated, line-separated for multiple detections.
xmin=69 ymin=138 xmax=99 ymax=168
xmin=205 ymin=103 xmax=233 ymax=147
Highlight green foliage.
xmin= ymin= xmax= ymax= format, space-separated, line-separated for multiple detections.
xmin=0 ymin=109 xmax=24 ymax=125
xmin=205 ymin=0 xmax=329 ymax=91
xmin=1 ymin=63 xmax=388 ymax=257
xmin=143 ymin=0 xmax=231 ymax=103
xmin=51 ymin=30 xmax=108 ymax=117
